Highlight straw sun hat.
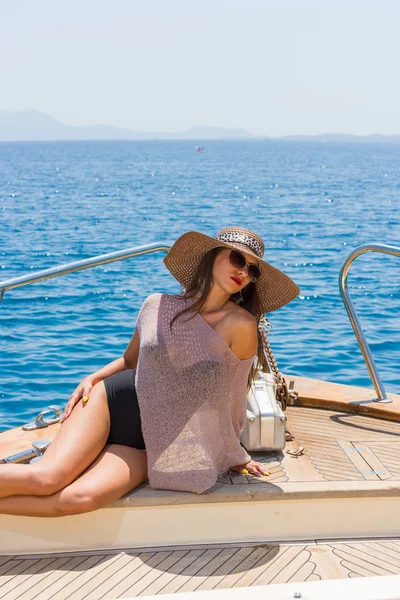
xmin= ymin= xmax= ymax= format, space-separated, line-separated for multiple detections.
xmin=163 ymin=226 xmax=300 ymax=314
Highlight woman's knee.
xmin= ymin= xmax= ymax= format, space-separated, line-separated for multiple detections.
xmin=69 ymin=380 xmax=107 ymax=418
xmin=56 ymin=488 xmax=101 ymax=516
xmin=91 ymin=380 xmax=107 ymax=401
xmin=29 ymin=467 xmax=72 ymax=496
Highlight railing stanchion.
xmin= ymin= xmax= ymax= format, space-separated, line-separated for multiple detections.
xmin=339 ymin=243 xmax=400 ymax=403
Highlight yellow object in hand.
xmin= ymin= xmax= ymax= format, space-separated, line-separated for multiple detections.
xmin=241 ymin=469 xmax=249 ymax=474
xmin=82 ymin=396 xmax=89 ymax=403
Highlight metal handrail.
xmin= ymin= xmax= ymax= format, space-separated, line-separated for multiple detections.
xmin=339 ymin=243 xmax=400 ymax=403
xmin=2 ymin=241 xmax=397 ymax=404
xmin=0 ymin=242 xmax=171 ymax=303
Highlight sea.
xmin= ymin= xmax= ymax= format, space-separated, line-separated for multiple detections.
xmin=0 ymin=140 xmax=399 ymax=430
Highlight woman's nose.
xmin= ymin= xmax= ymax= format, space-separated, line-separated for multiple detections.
xmin=237 ymin=266 xmax=248 ymax=277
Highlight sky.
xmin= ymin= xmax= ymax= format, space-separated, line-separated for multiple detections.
xmin=2 ymin=0 xmax=400 ymax=136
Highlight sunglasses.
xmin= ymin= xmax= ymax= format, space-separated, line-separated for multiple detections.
xmin=228 ymin=250 xmax=261 ymax=283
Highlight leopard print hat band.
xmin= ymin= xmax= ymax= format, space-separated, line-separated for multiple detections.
xmin=215 ymin=228 xmax=264 ymax=258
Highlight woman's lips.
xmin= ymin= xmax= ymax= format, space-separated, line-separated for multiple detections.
xmin=231 ymin=276 xmax=241 ymax=285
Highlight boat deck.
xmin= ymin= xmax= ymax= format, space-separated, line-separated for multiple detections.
xmin=116 ymin=403 xmax=400 ymax=505
xmin=1 ymin=380 xmax=400 ymax=597
xmin=1 ymin=539 xmax=400 ymax=599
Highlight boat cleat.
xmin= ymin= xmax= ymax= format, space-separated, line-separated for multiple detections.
xmin=22 ymin=405 xmax=62 ymax=431
xmin=30 ymin=439 xmax=51 ymax=463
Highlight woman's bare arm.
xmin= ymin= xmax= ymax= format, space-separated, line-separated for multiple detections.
xmin=123 ymin=327 xmax=140 ymax=370
xmin=61 ymin=329 xmax=140 ymax=421
xmin=89 ymin=328 xmax=140 ymax=384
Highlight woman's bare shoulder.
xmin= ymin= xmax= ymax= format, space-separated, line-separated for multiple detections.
xmin=225 ymin=302 xmax=258 ymax=358
xmin=226 ymin=301 xmax=256 ymax=323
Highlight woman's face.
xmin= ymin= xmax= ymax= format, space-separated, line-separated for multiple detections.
xmin=212 ymin=248 xmax=258 ymax=294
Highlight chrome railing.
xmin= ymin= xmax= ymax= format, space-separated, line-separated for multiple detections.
xmin=0 ymin=242 xmax=171 ymax=303
xmin=339 ymin=243 xmax=400 ymax=403
xmin=2 ymin=241 xmax=397 ymax=405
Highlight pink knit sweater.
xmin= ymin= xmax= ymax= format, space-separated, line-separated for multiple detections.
xmin=135 ymin=293 xmax=255 ymax=494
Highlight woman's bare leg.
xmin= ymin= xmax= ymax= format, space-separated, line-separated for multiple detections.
xmin=0 ymin=381 xmax=111 ymax=498
xmin=0 ymin=444 xmax=148 ymax=517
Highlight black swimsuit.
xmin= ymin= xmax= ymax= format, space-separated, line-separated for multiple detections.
xmin=104 ymin=369 xmax=145 ymax=449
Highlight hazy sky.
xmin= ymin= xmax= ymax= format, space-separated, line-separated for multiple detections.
xmin=2 ymin=0 xmax=400 ymax=136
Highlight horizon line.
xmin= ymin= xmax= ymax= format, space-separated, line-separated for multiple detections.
xmin=1 ymin=108 xmax=400 ymax=139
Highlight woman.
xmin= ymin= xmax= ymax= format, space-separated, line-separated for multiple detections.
xmin=0 ymin=226 xmax=299 ymax=516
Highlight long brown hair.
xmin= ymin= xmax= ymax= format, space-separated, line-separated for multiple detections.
xmin=169 ymin=247 xmax=269 ymax=390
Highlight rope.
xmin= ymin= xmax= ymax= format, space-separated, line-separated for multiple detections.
xmin=258 ymin=316 xmax=291 ymax=411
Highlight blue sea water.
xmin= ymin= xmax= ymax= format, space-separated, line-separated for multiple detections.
xmin=0 ymin=140 xmax=399 ymax=430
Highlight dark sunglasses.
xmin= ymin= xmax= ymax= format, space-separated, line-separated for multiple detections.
xmin=228 ymin=250 xmax=261 ymax=283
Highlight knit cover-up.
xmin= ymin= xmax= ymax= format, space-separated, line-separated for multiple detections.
xmin=134 ymin=293 xmax=255 ymax=494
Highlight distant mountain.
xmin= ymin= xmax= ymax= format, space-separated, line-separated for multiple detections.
xmin=278 ymin=133 xmax=400 ymax=143
xmin=1 ymin=110 xmax=399 ymax=142
xmin=0 ymin=109 xmax=254 ymax=141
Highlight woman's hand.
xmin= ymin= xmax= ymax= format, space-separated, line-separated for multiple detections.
xmin=60 ymin=377 xmax=94 ymax=423
xmin=230 ymin=460 xmax=270 ymax=477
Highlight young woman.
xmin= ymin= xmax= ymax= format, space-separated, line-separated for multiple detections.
xmin=0 ymin=226 xmax=299 ymax=517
